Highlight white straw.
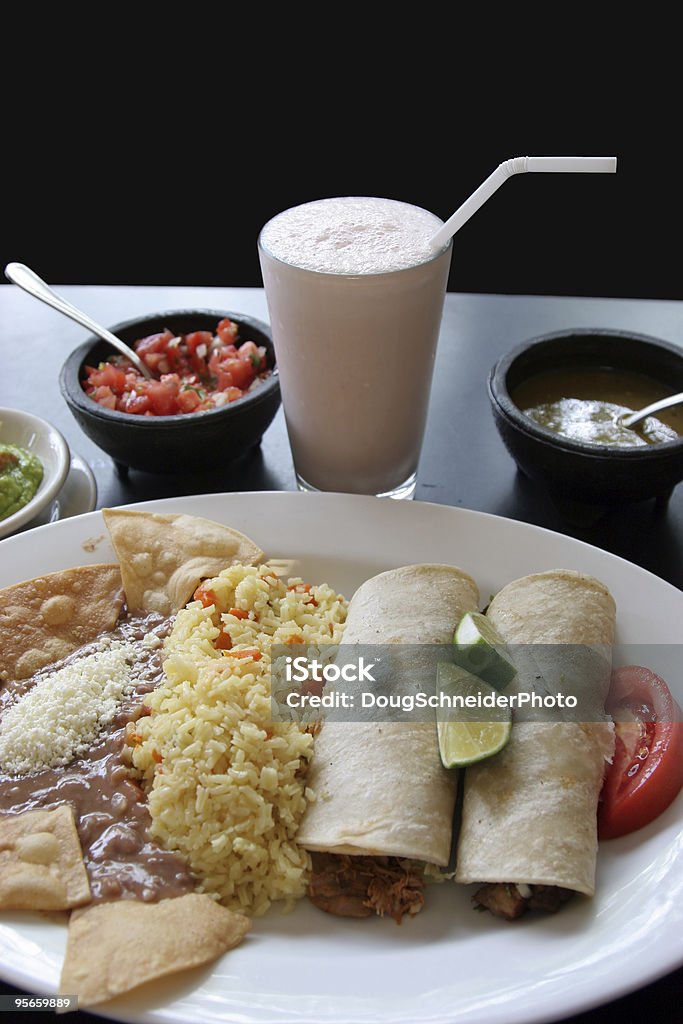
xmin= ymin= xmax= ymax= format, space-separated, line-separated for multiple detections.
xmin=429 ymin=155 xmax=617 ymax=251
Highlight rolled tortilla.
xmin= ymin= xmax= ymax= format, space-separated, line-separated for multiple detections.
xmin=297 ymin=563 xmax=479 ymax=867
xmin=455 ymin=570 xmax=616 ymax=903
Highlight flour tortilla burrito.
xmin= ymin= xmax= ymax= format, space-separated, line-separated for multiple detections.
xmin=455 ymin=570 xmax=616 ymax=918
xmin=297 ymin=563 xmax=479 ymax=920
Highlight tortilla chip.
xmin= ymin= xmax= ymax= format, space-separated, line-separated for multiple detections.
xmin=59 ymin=893 xmax=250 ymax=1007
xmin=0 ymin=805 xmax=91 ymax=910
xmin=102 ymin=509 xmax=264 ymax=615
xmin=0 ymin=565 xmax=124 ymax=682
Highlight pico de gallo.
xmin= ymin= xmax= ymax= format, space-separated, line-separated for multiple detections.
xmin=82 ymin=318 xmax=271 ymax=416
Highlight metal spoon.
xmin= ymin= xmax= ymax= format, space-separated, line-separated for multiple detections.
xmin=4 ymin=262 xmax=153 ymax=379
xmin=620 ymin=391 xmax=683 ymax=429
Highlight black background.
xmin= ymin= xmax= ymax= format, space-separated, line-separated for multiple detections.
xmin=4 ymin=133 xmax=677 ymax=300
xmin=2 ymin=52 xmax=681 ymax=302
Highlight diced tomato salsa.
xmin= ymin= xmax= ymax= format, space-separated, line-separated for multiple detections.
xmin=82 ymin=318 xmax=271 ymax=416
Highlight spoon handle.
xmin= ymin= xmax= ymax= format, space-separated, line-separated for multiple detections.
xmin=4 ymin=262 xmax=152 ymax=379
xmin=621 ymin=391 xmax=683 ymax=429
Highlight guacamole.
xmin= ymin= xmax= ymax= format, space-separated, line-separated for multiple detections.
xmin=0 ymin=444 xmax=44 ymax=521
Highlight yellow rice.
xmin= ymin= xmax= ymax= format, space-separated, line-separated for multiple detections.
xmin=130 ymin=564 xmax=347 ymax=916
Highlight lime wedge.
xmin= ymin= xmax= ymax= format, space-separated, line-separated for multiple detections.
xmin=436 ymin=662 xmax=512 ymax=768
xmin=452 ymin=611 xmax=517 ymax=690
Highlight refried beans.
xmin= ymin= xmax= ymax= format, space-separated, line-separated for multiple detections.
xmin=0 ymin=613 xmax=196 ymax=903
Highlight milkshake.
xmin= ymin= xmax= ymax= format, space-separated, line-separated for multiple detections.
xmin=258 ymin=197 xmax=452 ymax=497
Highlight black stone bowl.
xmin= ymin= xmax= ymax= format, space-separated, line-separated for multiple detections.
xmin=488 ymin=328 xmax=683 ymax=506
xmin=60 ymin=309 xmax=280 ymax=475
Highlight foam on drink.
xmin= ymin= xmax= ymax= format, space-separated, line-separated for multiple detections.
xmin=259 ymin=197 xmax=445 ymax=275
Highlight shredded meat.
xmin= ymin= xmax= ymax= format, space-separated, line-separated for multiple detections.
xmin=309 ymin=853 xmax=425 ymax=923
xmin=474 ymin=882 xmax=573 ymax=920
xmin=474 ymin=882 xmax=527 ymax=920
xmin=527 ymin=884 xmax=573 ymax=913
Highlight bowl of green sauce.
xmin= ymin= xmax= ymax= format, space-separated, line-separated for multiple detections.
xmin=488 ymin=329 xmax=683 ymax=507
xmin=0 ymin=408 xmax=70 ymax=539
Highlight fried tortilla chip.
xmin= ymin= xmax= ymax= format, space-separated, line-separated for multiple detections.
xmin=59 ymin=893 xmax=250 ymax=1006
xmin=0 ymin=565 xmax=124 ymax=682
xmin=0 ymin=805 xmax=91 ymax=910
xmin=102 ymin=509 xmax=264 ymax=615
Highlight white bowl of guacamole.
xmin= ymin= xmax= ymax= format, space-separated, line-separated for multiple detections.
xmin=0 ymin=408 xmax=70 ymax=539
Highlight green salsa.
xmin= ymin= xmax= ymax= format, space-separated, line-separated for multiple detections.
xmin=513 ymin=367 xmax=683 ymax=448
xmin=0 ymin=444 xmax=44 ymax=521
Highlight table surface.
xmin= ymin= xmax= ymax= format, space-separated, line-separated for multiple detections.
xmin=0 ymin=284 xmax=681 ymax=1024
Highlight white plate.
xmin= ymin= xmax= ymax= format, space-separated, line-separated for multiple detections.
xmin=0 ymin=492 xmax=681 ymax=1024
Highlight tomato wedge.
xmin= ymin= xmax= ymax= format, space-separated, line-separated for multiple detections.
xmin=598 ymin=665 xmax=683 ymax=839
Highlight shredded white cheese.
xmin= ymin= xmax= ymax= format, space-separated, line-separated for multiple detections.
xmin=0 ymin=642 xmax=137 ymax=775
